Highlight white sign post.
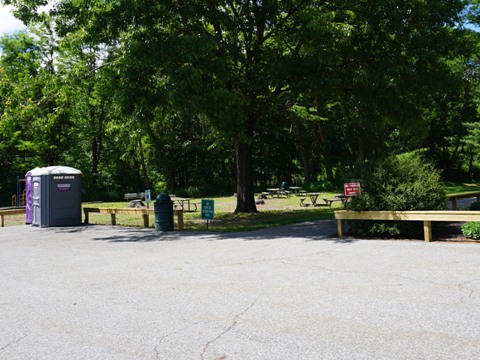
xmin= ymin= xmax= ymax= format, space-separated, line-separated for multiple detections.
xmin=145 ymin=189 xmax=151 ymax=209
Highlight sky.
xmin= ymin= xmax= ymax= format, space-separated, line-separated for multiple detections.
xmin=0 ymin=4 xmax=26 ymax=36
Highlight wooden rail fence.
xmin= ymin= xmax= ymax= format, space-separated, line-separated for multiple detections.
xmin=83 ymin=207 xmax=184 ymax=230
xmin=335 ymin=210 xmax=480 ymax=242
xmin=0 ymin=208 xmax=26 ymax=227
xmin=447 ymin=191 xmax=480 ymax=210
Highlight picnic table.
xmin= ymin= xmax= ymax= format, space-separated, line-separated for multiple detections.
xmin=300 ymin=192 xmax=322 ymax=207
xmin=266 ymin=188 xmax=281 ymax=198
xmin=288 ymin=186 xmax=302 ymax=195
xmin=307 ymin=192 xmax=321 ymax=206
xmin=172 ymin=197 xmax=197 ymax=212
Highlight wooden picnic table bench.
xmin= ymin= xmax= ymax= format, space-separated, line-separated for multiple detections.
xmin=124 ymin=192 xmax=145 ymax=201
xmin=335 ymin=210 xmax=480 ymax=242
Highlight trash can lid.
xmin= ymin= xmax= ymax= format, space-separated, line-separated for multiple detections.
xmin=156 ymin=193 xmax=171 ymax=202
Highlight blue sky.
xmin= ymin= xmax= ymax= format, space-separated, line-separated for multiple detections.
xmin=1 ymin=3 xmax=478 ymax=37
xmin=0 ymin=4 xmax=26 ymax=35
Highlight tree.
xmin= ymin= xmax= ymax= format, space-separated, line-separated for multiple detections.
xmin=2 ymin=0 xmax=478 ymax=207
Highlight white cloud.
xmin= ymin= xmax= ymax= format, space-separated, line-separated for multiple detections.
xmin=0 ymin=4 xmax=27 ymax=35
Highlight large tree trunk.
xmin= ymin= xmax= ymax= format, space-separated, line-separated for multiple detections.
xmin=234 ymin=139 xmax=257 ymax=213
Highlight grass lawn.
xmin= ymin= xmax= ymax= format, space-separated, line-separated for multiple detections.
xmin=83 ymin=193 xmax=340 ymax=232
xmin=444 ymin=181 xmax=480 ymax=195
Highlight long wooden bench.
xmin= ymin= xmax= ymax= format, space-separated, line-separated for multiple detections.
xmin=0 ymin=208 xmax=26 ymax=227
xmin=447 ymin=191 xmax=480 ymax=210
xmin=124 ymin=192 xmax=145 ymax=201
xmin=83 ymin=207 xmax=184 ymax=230
xmin=335 ymin=210 xmax=480 ymax=242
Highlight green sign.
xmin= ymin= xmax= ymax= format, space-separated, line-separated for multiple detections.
xmin=201 ymin=199 xmax=215 ymax=220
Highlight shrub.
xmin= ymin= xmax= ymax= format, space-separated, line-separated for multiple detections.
xmin=462 ymin=222 xmax=480 ymax=240
xmin=345 ymin=154 xmax=446 ymax=237
xmin=469 ymin=201 xmax=480 ymax=211
xmin=153 ymin=181 xmax=169 ymax=196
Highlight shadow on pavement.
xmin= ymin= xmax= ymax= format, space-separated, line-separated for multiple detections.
xmin=52 ymin=220 xmax=356 ymax=244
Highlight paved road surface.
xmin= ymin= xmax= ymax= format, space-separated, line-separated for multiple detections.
xmin=1 ymin=221 xmax=480 ymax=359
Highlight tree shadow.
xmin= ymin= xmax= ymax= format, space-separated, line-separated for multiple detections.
xmin=64 ymin=220 xmax=357 ymax=244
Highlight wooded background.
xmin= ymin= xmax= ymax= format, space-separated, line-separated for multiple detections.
xmin=1 ymin=0 xmax=480 ymax=211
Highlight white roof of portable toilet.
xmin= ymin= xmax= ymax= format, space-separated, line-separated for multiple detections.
xmin=34 ymin=166 xmax=82 ymax=175
xmin=27 ymin=167 xmax=43 ymax=176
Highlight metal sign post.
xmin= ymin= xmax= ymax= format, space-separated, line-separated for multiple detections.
xmin=145 ymin=189 xmax=151 ymax=209
xmin=201 ymin=199 xmax=215 ymax=230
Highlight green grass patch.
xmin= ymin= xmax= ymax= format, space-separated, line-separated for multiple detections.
xmin=444 ymin=181 xmax=480 ymax=194
xmin=82 ymin=193 xmax=341 ymax=232
xmin=184 ymin=208 xmax=335 ymax=232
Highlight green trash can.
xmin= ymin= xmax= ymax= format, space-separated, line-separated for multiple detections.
xmin=154 ymin=193 xmax=174 ymax=231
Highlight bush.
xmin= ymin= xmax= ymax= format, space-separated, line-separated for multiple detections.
xmin=345 ymin=154 xmax=446 ymax=237
xmin=462 ymin=222 xmax=480 ymax=239
xmin=469 ymin=201 xmax=480 ymax=211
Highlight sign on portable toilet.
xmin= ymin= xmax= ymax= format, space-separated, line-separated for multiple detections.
xmin=31 ymin=166 xmax=82 ymax=227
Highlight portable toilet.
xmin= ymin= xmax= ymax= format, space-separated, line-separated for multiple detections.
xmin=25 ymin=167 xmax=42 ymax=224
xmin=31 ymin=166 xmax=82 ymax=227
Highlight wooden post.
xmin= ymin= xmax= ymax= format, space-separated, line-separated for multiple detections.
xmin=84 ymin=209 xmax=89 ymax=224
xmin=110 ymin=213 xmax=116 ymax=225
xmin=337 ymin=219 xmax=343 ymax=237
xmin=175 ymin=209 xmax=184 ymax=230
xmin=142 ymin=214 xmax=149 ymax=228
xmin=423 ymin=221 xmax=432 ymax=242
xmin=451 ymin=197 xmax=458 ymax=210
xmin=1 ymin=215 xmax=4 ymax=227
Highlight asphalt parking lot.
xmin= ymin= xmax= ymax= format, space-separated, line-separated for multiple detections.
xmin=1 ymin=221 xmax=480 ymax=360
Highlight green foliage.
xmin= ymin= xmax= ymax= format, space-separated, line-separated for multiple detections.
xmin=346 ymin=155 xmax=446 ymax=237
xmin=154 ymin=181 xmax=168 ymax=195
xmin=1 ymin=0 xmax=479 ymax=210
xmin=469 ymin=201 xmax=480 ymax=211
xmin=462 ymin=222 xmax=480 ymax=240
xmin=347 ymin=155 xmax=446 ymax=211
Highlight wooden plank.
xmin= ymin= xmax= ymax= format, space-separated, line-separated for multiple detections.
xmin=0 ymin=209 xmax=27 ymax=216
xmin=447 ymin=191 xmax=480 ymax=210
xmin=334 ymin=209 xmax=480 ymax=242
xmin=0 ymin=209 xmax=26 ymax=227
xmin=447 ymin=191 xmax=480 ymax=199
xmin=83 ymin=207 xmax=184 ymax=230
xmin=334 ymin=210 xmax=480 ymax=222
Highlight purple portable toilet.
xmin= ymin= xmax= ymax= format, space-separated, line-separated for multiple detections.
xmin=25 ymin=167 xmax=41 ymax=224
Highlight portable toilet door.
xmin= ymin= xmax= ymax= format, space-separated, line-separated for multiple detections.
xmin=31 ymin=175 xmax=42 ymax=226
xmin=25 ymin=167 xmax=41 ymax=224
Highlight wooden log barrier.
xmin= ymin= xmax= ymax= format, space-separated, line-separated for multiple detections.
xmin=335 ymin=210 xmax=480 ymax=242
xmin=447 ymin=191 xmax=480 ymax=210
xmin=83 ymin=207 xmax=184 ymax=230
xmin=0 ymin=209 xmax=26 ymax=227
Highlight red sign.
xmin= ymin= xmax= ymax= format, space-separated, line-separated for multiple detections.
xmin=344 ymin=182 xmax=361 ymax=196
